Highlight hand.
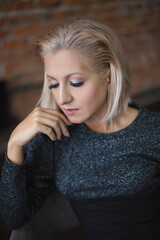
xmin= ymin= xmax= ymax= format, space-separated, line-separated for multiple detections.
xmin=9 ymin=107 xmax=72 ymax=147
xmin=7 ymin=107 xmax=72 ymax=164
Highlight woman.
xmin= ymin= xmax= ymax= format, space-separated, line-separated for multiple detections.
xmin=0 ymin=18 xmax=160 ymax=240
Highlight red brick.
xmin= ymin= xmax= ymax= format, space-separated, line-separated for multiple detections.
xmin=9 ymin=88 xmax=42 ymax=120
xmin=0 ymin=46 xmax=33 ymax=64
xmin=5 ymin=1 xmax=33 ymax=11
xmin=92 ymin=5 xmax=121 ymax=15
xmin=157 ymin=2 xmax=160 ymax=10
xmin=65 ymin=0 xmax=89 ymax=5
xmin=10 ymin=21 xmax=59 ymax=37
xmin=5 ymin=58 xmax=38 ymax=76
xmin=3 ymin=38 xmax=28 ymax=49
xmin=141 ymin=9 xmax=154 ymax=18
xmin=0 ymin=0 xmax=159 ymax=115
xmin=1 ymin=13 xmax=49 ymax=27
xmin=37 ymin=0 xmax=62 ymax=8
xmin=53 ymin=11 xmax=64 ymax=19
xmin=0 ymin=29 xmax=8 ymax=38
xmin=0 ymin=17 xmax=6 ymax=27
xmin=7 ymin=67 xmax=43 ymax=89
xmin=126 ymin=3 xmax=143 ymax=13
xmin=53 ymin=7 xmax=88 ymax=19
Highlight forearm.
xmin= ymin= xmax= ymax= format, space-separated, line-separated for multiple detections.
xmin=0 ymin=133 xmax=55 ymax=229
xmin=0 ymin=156 xmax=29 ymax=229
xmin=7 ymin=139 xmax=24 ymax=165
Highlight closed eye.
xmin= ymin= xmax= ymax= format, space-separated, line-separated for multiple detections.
xmin=49 ymin=81 xmax=84 ymax=89
xmin=70 ymin=81 xmax=84 ymax=87
xmin=48 ymin=78 xmax=59 ymax=89
xmin=49 ymin=83 xmax=59 ymax=89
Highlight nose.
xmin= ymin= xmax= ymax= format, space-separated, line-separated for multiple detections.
xmin=58 ymin=84 xmax=73 ymax=105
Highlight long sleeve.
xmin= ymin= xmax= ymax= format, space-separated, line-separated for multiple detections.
xmin=0 ymin=133 xmax=55 ymax=229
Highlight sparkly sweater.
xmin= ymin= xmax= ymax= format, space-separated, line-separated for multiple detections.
xmin=0 ymin=102 xmax=160 ymax=237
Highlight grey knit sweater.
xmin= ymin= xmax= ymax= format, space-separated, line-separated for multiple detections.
xmin=0 ymin=102 xmax=160 ymax=232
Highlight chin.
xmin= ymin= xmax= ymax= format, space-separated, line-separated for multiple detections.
xmin=70 ymin=119 xmax=83 ymax=124
xmin=67 ymin=116 xmax=85 ymax=124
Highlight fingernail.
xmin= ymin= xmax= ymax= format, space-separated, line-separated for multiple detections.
xmin=67 ymin=122 xmax=73 ymax=125
xmin=65 ymin=132 xmax=70 ymax=137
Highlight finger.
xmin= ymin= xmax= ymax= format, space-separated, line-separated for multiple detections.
xmin=35 ymin=107 xmax=72 ymax=125
xmin=45 ymin=114 xmax=70 ymax=136
xmin=58 ymin=120 xmax=70 ymax=138
xmin=36 ymin=117 xmax=63 ymax=140
xmin=34 ymin=111 xmax=63 ymax=125
xmin=37 ymin=123 xmax=56 ymax=141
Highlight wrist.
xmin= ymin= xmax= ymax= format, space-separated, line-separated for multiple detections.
xmin=7 ymin=141 xmax=24 ymax=165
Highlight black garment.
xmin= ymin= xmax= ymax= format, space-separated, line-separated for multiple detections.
xmin=71 ymin=188 xmax=160 ymax=240
xmin=0 ymin=102 xmax=160 ymax=239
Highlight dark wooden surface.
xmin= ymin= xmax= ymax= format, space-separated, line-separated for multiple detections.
xmin=0 ymin=216 xmax=11 ymax=240
xmin=53 ymin=226 xmax=85 ymax=240
xmin=0 ymin=223 xmax=85 ymax=240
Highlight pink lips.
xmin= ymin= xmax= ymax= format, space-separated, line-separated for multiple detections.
xmin=63 ymin=108 xmax=79 ymax=116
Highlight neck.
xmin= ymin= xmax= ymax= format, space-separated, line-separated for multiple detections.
xmin=84 ymin=106 xmax=139 ymax=134
xmin=84 ymin=118 xmax=115 ymax=134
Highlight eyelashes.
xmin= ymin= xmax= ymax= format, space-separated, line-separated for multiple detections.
xmin=49 ymin=83 xmax=59 ymax=89
xmin=70 ymin=82 xmax=83 ymax=87
xmin=49 ymin=81 xmax=84 ymax=89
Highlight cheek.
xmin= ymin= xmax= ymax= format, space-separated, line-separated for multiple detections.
xmin=80 ymin=89 xmax=97 ymax=105
xmin=51 ymin=90 xmax=57 ymax=101
xmin=81 ymin=87 xmax=106 ymax=106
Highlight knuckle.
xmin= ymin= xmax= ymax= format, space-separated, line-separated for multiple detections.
xmin=33 ymin=121 xmax=40 ymax=129
xmin=34 ymin=116 xmax=40 ymax=123
xmin=54 ymin=115 xmax=59 ymax=121
xmin=47 ymin=128 xmax=53 ymax=135
xmin=54 ymin=109 xmax=63 ymax=118
xmin=54 ymin=109 xmax=60 ymax=114
xmin=34 ymin=107 xmax=40 ymax=112
xmin=54 ymin=121 xmax=59 ymax=128
xmin=33 ymin=110 xmax=41 ymax=119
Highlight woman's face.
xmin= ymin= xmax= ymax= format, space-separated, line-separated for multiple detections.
xmin=44 ymin=50 xmax=109 ymax=124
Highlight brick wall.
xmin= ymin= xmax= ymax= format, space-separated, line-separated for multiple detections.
xmin=0 ymin=0 xmax=160 ymax=121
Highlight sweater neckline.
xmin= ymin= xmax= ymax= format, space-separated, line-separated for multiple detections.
xmin=81 ymin=101 xmax=143 ymax=137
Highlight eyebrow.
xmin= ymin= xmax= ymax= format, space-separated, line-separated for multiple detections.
xmin=46 ymin=72 xmax=84 ymax=80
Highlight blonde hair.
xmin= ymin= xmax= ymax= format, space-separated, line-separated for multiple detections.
xmin=34 ymin=18 xmax=132 ymax=123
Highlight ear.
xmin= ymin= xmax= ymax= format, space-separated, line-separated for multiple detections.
xmin=108 ymin=75 xmax=111 ymax=84
xmin=106 ymin=73 xmax=111 ymax=90
xmin=103 ymin=69 xmax=111 ymax=89
xmin=106 ymin=69 xmax=111 ymax=85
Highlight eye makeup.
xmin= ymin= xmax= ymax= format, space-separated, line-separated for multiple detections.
xmin=48 ymin=81 xmax=84 ymax=89
xmin=70 ymin=81 xmax=84 ymax=87
xmin=47 ymin=72 xmax=86 ymax=89
xmin=48 ymin=79 xmax=84 ymax=89
xmin=49 ymin=83 xmax=59 ymax=89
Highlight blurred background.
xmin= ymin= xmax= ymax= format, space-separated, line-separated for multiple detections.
xmin=0 ymin=0 xmax=160 ymax=239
